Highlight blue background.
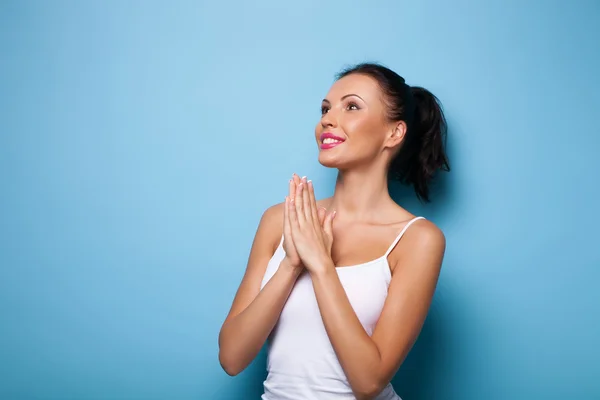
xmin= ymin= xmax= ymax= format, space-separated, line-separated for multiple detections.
xmin=1 ymin=1 xmax=599 ymax=399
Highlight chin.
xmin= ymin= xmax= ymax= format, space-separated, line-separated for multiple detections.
xmin=318 ymin=151 xmax=345 ymax=168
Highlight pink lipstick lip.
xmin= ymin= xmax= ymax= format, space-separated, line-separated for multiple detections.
xmin=320 ymin=132 xmax=346 ymax=142
xmin=320 ymin=142 xmax=344 ymax=150
xmin=319 ymin=132 xmax=346 ymax=150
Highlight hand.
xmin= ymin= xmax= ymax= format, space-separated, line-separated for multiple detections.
xmin=282 ymin=174 xmax=303 ymax=272
xmin=288 ymin=176 xmax=336 ymax=274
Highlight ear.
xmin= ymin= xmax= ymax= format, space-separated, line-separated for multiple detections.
xmin=384 ymin=121 xmax=407 ymax=149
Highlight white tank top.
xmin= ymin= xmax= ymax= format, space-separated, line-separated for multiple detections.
xmin=260 ymin=216 xmax=425 ymax=399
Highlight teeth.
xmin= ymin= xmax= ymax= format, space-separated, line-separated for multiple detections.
xmin=323 ymin=138 xmax=343 ymax=144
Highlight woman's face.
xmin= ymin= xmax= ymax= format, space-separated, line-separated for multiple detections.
xmin=315 ymin=73 xmax=401 ymax=170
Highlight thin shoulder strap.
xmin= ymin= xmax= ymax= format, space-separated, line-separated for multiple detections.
xmin=384 ymin=216 xmax=426 ymax=257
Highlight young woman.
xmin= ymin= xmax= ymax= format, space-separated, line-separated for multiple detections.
xmin=218 ymin=62 xmax=450 ymax=399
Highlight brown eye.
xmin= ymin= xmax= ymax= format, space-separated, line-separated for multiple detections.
xmin=346 ymin=102 xmax=359 ymax=111
xmin=321 ymin=106 xmax=330 ymax=115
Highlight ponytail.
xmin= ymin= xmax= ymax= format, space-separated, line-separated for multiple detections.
xmin=336 ymin=62 xmax=450 ymax=202
xmin=406 ymin=86 xmax=450 ymax=202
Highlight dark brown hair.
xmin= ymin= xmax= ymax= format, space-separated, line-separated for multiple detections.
xmin=336 ymin=62 xmax=450 ymax=203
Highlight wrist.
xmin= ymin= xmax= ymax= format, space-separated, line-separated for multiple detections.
xmin=308 ymin=259 xmax=336 ymax=279
xmin=280 ymin=257 xmax=304 ymax=278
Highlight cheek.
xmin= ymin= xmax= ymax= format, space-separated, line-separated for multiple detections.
xmin=349 ymin=118 xmax=389 ymax=159
xmin=342 ymin=114 xmax=382 ymax=142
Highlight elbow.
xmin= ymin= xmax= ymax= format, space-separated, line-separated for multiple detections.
xmin=218 ymin=327 xmax=244 ymax=376
xmin=218 ymin=350 xmax=243 ymax=376
xmin=220 ymin=362 xmax=240 ymax=377
xmin=221 ymin=365 xmax=241 ymax=377
xmin=353 ymin=381 xmax=386 ymax=400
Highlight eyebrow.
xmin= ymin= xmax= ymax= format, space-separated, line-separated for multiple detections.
xmin=322 ymin=93 xmax=366 ymax=103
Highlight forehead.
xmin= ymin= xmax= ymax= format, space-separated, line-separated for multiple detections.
xmin=325 ymin=73 xmax=383 ymax=101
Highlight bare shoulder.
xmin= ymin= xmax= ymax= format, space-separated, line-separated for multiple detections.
xmin=386 ymin=200 xmax=444 ymax=246
xmin=261 ymin=201 xmax=285 ymax=226
xmin=406 ymin=218 xmax=446 ymax=247
xmin=258 ymin=201 xmax=286 ymax=253
xmin=388 ymin=213 xmax=446 ymax=274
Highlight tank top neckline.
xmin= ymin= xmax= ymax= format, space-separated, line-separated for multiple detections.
xmin=277 ymin=216 xmax=425 ymax=272
xmin=333 ymin=253 xmax=389 ymax=270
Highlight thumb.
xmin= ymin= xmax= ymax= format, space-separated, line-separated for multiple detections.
xmin=318 ymin=207 xmax=327 ymax=226
xmin=324 ymin=210 xmax=336 ymax=238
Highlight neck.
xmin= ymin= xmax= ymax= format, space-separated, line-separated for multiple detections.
xmin=328 ymin=163 xmax=394 ymax=223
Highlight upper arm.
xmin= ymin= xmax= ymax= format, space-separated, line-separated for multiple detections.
xmin=371 ymin=220 xmax=446 ymax=383
xmin=222 ymin=202 xmax=284 ymax=323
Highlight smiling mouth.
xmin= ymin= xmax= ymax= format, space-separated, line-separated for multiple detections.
xmin=322 ymin=138 xmax=344 ymax=144
xmin=320 ymin=138 xmax=344 ymax=150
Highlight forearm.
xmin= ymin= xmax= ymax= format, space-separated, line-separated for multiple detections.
xmin=311 ymin=267 xmax=384 ymax=398
xmin=219 ymin=259 xmax=301 ymax=375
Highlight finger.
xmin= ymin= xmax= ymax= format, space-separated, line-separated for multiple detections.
xmin=289 ymin=177 xmax=296 ymax=200
xmin=307 ymin=180 xmax=319 ymax=225
xmin=301 ymin=178 xmax=311 ymax=221
xmin=324 ymin=210 xmax=336 ymax=238
xmin=294 ymin=182 xmax=305 ymax=226
xmin=293 ymin=173 xmax=301 ymax=187
xmin=318 ymin=207 xmax=326 ymax=226
xmin=289 ymin=193 xmax=300 ymax=230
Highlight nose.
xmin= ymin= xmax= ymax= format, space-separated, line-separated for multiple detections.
xmin=320 ymin=108 xmax=337 ymax=129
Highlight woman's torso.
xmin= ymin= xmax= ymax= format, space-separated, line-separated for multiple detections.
xmin=259 ymin=216 xmax=425 ymax=399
